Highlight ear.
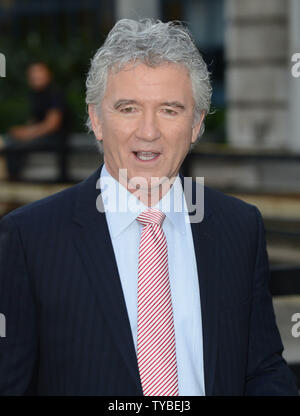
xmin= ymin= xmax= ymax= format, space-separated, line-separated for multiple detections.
xmin=88 ymin=104 xmax=103 ymax=141
xmin=191 ymin=110 xmax=206 ymax=144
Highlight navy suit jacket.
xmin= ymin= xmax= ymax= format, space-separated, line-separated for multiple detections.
xmin=0 ymin=165 xmax=298 ymax=395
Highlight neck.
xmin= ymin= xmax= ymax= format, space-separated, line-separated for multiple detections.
xmin=128 ymin=182 xmax=174 ymax=207
xmin=104 ymin=163 xmax=177 ymax=207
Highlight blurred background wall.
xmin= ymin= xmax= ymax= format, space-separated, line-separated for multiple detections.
xmin=226 ymin=0 xmax=300 ymax=152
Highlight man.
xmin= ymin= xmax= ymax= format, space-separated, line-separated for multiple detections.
xmin=0 ymin=19 xmax=298 ymax=395
xmin=0 ymin=62 xmax=68 ymax=180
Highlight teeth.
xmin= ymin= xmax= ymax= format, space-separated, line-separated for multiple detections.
xmin=136 ymin=152 xmax=159 ymax=160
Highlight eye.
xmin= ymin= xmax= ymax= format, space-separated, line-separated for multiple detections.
xmin=120 ymin=107 xmax=137 ymax=114
xmin=162 ymin=108 xmax=177 ymax=116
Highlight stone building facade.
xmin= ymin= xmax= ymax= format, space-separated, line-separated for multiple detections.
xmin=226 ymin=0 xmax=300 ymax=152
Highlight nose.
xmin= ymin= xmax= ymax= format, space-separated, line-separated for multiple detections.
xmin=135 ymin=109 xmax=161 ymax=141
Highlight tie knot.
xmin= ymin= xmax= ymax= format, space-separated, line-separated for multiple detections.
xmin=137 ymin=208 xmax=166 ymax=227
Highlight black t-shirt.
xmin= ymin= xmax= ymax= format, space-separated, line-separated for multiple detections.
xmin=30 ymin=83 xmax=69 ymax=135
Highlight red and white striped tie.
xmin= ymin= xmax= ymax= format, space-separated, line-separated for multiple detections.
xmin=136 ymin=208 xmax=178 ymax=396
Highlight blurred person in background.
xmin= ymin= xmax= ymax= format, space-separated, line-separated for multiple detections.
xmin=0 ymin=62 xmax=69 ymax=180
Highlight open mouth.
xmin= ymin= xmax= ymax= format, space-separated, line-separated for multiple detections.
xmin=133 ymin=151 xmax=161 ymax=162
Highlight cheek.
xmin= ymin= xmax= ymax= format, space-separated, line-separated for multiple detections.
xmin=164 ymin=117 xmax=193 ymax=137
xmin=164 ymin=125 xmax=193 ymax=151
xmin=105 ymin=117 xmax=136 ymax=138
xmin=102 ymin=123 xmax=133 ymax=149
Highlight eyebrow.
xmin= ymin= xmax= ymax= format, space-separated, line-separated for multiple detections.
xmin=113 ymin=99 xmax=138 ymax=109
xmin=160 ymin=101 xmax=185 ymax=110
xmin=113 ymin=99 xmax=185 ymax=110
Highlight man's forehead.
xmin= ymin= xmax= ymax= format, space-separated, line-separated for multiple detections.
xmin=108 ymin=61 xmax=189 ymax=81
xmin=104 ymin=61 xmax=193 ymax=99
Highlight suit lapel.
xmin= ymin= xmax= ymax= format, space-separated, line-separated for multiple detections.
xmin=72 ymin=165 xmax=143 ymax=394
xmin=181 ymin=175 xmax=220 ymax=396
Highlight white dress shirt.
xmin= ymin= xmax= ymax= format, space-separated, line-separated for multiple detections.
xmin=100 ymin=163 xmax=205 ymax=396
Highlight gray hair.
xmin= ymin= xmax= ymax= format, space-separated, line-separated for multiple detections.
xmin=85 ymin=18 xmax=212 ymax=151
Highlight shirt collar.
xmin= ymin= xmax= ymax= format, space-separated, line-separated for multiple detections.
xmin=100 ymin=163 xmax=187 ymax=238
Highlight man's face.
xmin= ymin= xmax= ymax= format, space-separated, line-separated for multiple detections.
xmin=89 ymin=62 xmax=204 ymax=191
xmin=27 ymin=64 xmax=51 ymax=90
